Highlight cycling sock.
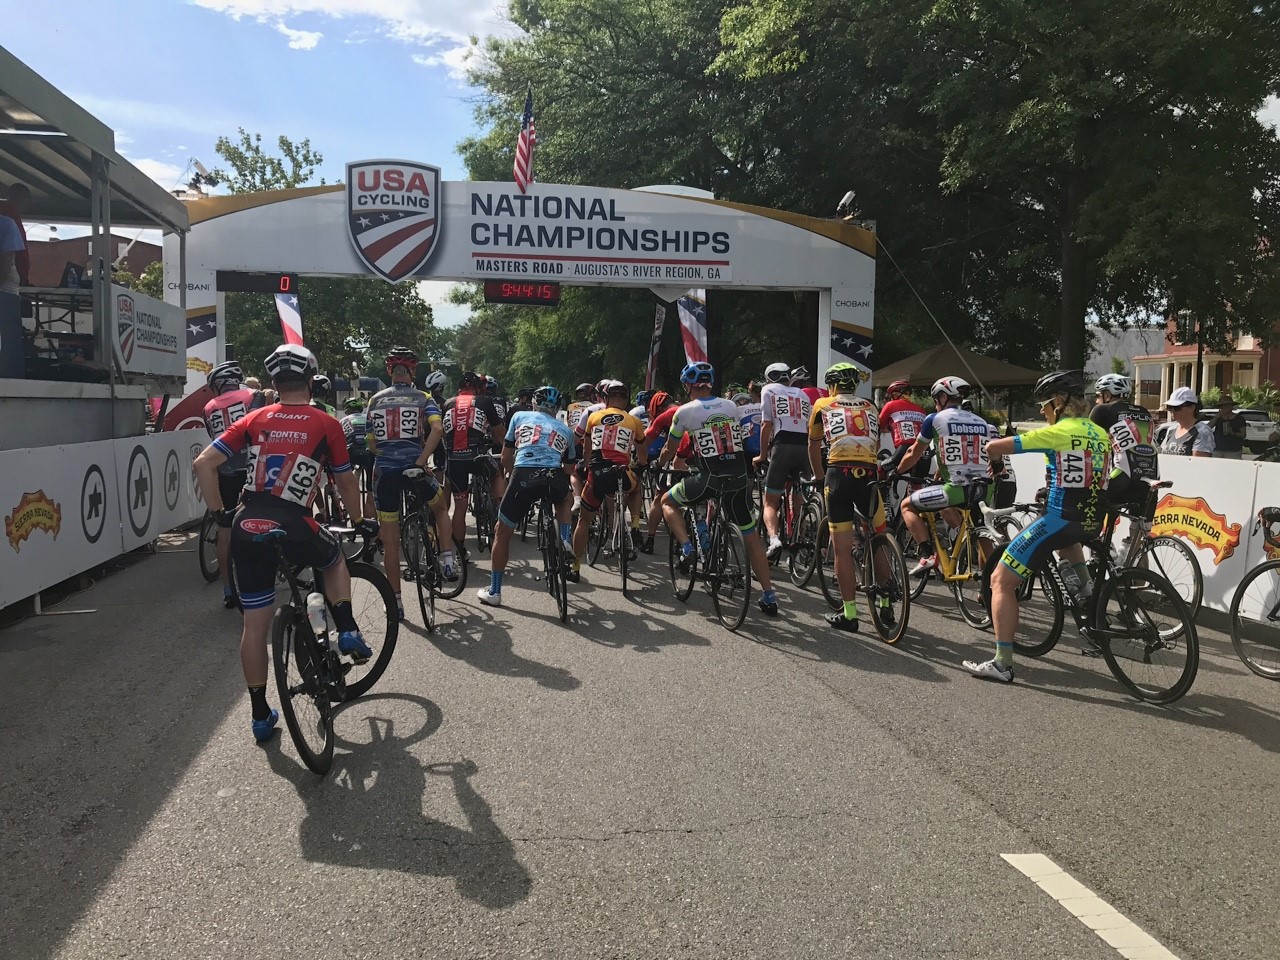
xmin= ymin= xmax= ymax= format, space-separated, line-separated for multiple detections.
xmin=331 ymin=599 xmax=357 ymax=634
xmin=1072 ymin=562 xmax=1090 ymax=586
xmin=842 ymin=599 xmax=859 ymax=621
xmin=631 ymin=515 xmax=642 ymax=529
xmin=559 ymin=522 xmax=572 ymax=542
xmin=994 ymin=642 xmax=1013 ymax=667
xmin=248 ymin=685 xmax=271 ymax=722
xmin=490 ymin=570 xmax=504 ymax=593
xmin=573 ymin=558 xmax=582 ymax=572
xmin=681 ymin=541 xmax=694 ymax=557
xmin=763 ymin=589 xmax=777 ymax=605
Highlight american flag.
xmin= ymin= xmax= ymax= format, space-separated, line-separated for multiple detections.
xmin=676 ymin=291 xmax=708 ymax=365
xmin=513 ymin=85 xmax=536 ymax=194
xmin=274 ymin=293 xmax=304 ymax=346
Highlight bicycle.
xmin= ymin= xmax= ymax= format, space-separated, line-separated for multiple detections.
xmin=586 ymin=478 xmax=633 ymax=596
xmin=909 ymin=494 xmax=1004 ymax=629
xmin=267 ymin=525 xmax=398 ymax=774
xmin=814 ymin=478 xmax=911 ymax=643
xmin=668 ymin=484 xmax=754 ymax=632
xmin=979 ymin=479 xmax=1199 ymax=704
xmin=532 ymin=472 xmax=570 ymax=622
xmin=755 ymin=467 xmax=823 ymax=587
xmin=1100 ymin=515 xmax=1203 ymax=619
xmin=1228 ymin=508 xmax=1280 ymax=679
xmin=468 ymin=459 xmax=498 ymax=554
xmin=398 ymin=468 xmax=466 ymax=632
xmin=198 ymin=511 xmax=220 ymax=583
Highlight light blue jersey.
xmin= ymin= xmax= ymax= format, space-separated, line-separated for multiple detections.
xmin=506 ymin=410 xmax=573 ymax=468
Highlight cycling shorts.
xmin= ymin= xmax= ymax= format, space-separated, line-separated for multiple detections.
xmin=1000 ymin=514 xmax=1087 ymax=580
xmin=910 ymin=479 xmax=991 ymax=527
xmin=670 ymin=472 xmax=756 ymax=532
xmin=581 ymin=462 xmax=637 ymax=511
xmin=764 ymin=440 xmax=811 ymax=495
xmin=230 ymin=494 xmax=342 ymax=609
xmin=373 ymin=463 xmax=443 ymax=523
xmin=346 ymin=446 xmax=375 ymax=473
xmin=824 ymin=464 xmax=886 ymax=534
xmin=217 ymin=470 xmax=248 ymax=512
xmin=445 ymin=452 xmax=495 ymax=496
xmin=497 ymin=466 xmax=571 ymax=528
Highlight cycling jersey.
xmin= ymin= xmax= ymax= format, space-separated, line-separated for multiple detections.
xmin=879 ymin=397 xmax=927 ymax=450
xmin=808 ymin=394 xmax=879 ymax=465
xmin=1013 ymin=417 xmax=1112 ymax=528
xmin=919 ymin=406 xmax=998 ymax=484
xmin=801 ymin=386 xmax=827 ymax=406
xmin=203 ymin=387 xmax=264 ymax=474
xmin=629 ymin=404 xmax=651 ymax=431
xmin=738 ymin=402 xmax=763 ymax=456
xmin=489 ymin=394 xmax=510 ymax=427
xmin=572 ymin=401 xmax=605 ymax=441
xmin=506 ymin=410 xmax=574 ymax=468
xmin=760 ymin=383 xmax=812 ymax=444
xmin=566 ymin=400 xmax=596 ymax=433
xmin=340 ymin=411 xmax=371 ymax=457
xmin=584 ymin=406 xmax=646 ymax=466
xmin=645 ymin=405 xmax=692 ymax=460
xmin=212 ymin=403 xmax=350 ymax=510
xmin=1090 ymin=400 xmax=1158 ymax=482
xmin=366 ymin=384 xmax=441 ymax=469
xmin=443 ymin=392 xmax=501 ymax=458
xmin=670 ymin=396 xmax=747 ymax=478
xmin=311 ymin=399 xmax=336 ymax=416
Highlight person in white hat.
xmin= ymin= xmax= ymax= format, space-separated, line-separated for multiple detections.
xmin=1155 ymin=386 xmax=1214 ymax=457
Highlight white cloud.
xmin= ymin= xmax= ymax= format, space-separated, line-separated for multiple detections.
xmin=275 ymin=22 xmax=324 ymax=49
xmin=411 ymin=45 xmax=474 ymax=81
xmin=129 ymin=157 xmax=189 ymax=191
xmin=416 ymin=280 xmax=472 ymax=329
xmin=70 ymin=92 xmax=240 ymax=137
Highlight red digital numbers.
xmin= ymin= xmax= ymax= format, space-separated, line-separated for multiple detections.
xmin=279 ymin=274 xmax=292 ymax=293
xmin=483 ymin=280 xmax=562 ymax=306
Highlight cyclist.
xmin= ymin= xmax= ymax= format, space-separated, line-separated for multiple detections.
xmin=1090 ymin=373 xmax=1158 ymax=515
xmin=485 ymin=375 xmax=509 ymax=426
xmin=967 ymin=369 xmax=1112 ymax=683
xmin=514 ymin=385 xmax=537 ymax=415
xmin=201 ymin=360 xmax=266 ymax=607
xmin=790 ymin=365 xmax=826 ymax=405
xmin=894 ymin=377 xmax=1000 ymax=576
xmin=443 ymin=371 xmax=505 ymax=554
xmin=424 ymin=370 xmax=449 ymax=479
xmin=734 ymin=386 xmax=763 ymax=461
xmin=571 ymin=381 xmax=647 ymax=578
xmin=477 ymin=386 xmax=576 ymax=608
xmin=192 ymin=344 xmax=378 ymax=743
xmin=637 ymin=390 xmax=685 ymax=554
xmin=310 ymin=374 xmax=336 ymax=415
xmin=808 ymin=361 xmax=886 ymax=632
xmin=659 ymin=361 xmax=780 ymax=616
xmin=878 ymin=379 xmax=927 ymax=471
xmin=566 ymin=382 xmax=597 ymax=432
xmin=755 ymin=361 xmax=814 ymax=561
xmin=368 ymin=347 xmax=456 ymax=620
xmin=632 ymin=389 xmax=655 ymax=430
xmin=340 ymin=394 xmax=375 ymax=521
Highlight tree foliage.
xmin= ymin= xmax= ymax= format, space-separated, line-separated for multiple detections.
xmin=208 ymin=130 xmax=440 ymax=380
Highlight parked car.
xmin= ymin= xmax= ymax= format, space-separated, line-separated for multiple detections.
xmin=1197 ymin=407 xmax=1278 ymax=453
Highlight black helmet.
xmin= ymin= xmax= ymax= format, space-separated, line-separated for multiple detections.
xmin=1033 ymin=369 xmax=1086 ymax=401
xmin=311 ymin=374 xmax=332 ymax=397
xmin=460 ymin=371 xmax=485 ymax=391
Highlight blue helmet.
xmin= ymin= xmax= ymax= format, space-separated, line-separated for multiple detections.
xmin=680 ymin=361 xmax=715 ymax=386
xmin=533 ymin=384 xmax=561 ymax=413
xmin=635 ymin=389 xmax=655 ymax=410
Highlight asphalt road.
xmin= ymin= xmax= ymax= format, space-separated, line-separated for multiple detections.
xmin=2 ymin=530 xmax=1278 ymax=960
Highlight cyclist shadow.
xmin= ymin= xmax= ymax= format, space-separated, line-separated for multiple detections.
xmin=424 ymin=609 xmax=582 ymax=691
xmin=265 ymin=693 xmax=533 ymax=909
xmin=559 ymin=590 xmax=712 ymax=654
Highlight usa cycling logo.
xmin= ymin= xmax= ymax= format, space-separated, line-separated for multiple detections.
xmin=117 ymin=292 xmax=137 ymax=363
xmin=346 ymin=160 xmax=441 ymax=283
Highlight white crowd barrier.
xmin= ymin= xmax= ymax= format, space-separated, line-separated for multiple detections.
xmin=0 ymin=433 xmax=206 ymax=610
xmin=1009 ymin=452 xmax=1278 ymax=613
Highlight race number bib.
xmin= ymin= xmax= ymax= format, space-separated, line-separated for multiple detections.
xmin=370 ymin=405 xmax=421 ymax=442
xmin=281 ymin=455 xmax=322 ymax=506
xmin=1057 ymin=450 xmax=1089 ymax=488
xmin=592 ymin=423 xmax=635 ymax=456
xmin=897 ymin=419 xmax=917 ymax=441
xmin=1110 ymin=420 xmax=1138 ymax=452
xmin=208 ymin=401 xmax=247 ymax=435
xmin=941 ymin=434 xmax=986 ymax=468
xmin=823 ymin=405 xmax=874 ymax=443
xmin=694 ymin=420 xmax=742 ymax=458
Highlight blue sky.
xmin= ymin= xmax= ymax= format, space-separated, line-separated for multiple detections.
xmin=0 ymin=0 xmax=523 ymax=324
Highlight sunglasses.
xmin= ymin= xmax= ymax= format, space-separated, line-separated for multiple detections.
xmin=1168 ymin=402 xmax=1194 ymax=410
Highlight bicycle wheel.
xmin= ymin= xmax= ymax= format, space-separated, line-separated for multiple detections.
xmin=980 ymin=548 xmax=1065 ymax=657
xmin=1137 ymin=536 xmax=1203 ymax=619
xmin=199 ymin=513 xmax=220 ymax=583
xmin=618 ymin=503 xmax=630 ymax=596
xmin=897 ymin=519 xmax=929 ymax=601
xmin=1096 ymin=567 xmax=1198 ymax=703
xmin=867 ymin=531 xmax=910 ymax=644
xmin=668 ymin=508 xmax=696 ymax=602
xmin=401 ymin=513 xmax=436 ymax=634
xmin=433 ymin=515 xmax=467 ymax=600
xmin=709 ymin=521 xmax=751 ymax=631
xmin=271 ymin=605 xmax=334 ymax=775
xmin=1230 ymin=559 xmax=1280 ymax=679
xmin=338 ymin=561 xmax=399 ymax=700
xmin=952 ymin=528 xmax=992 ymax=629
xmin=789 ymin=500 xmax=823 ymax=587
xmin=588 ymin=501 xmax=610 ymax=566
xmin=816 ymin=524 xmax=841 ymax=612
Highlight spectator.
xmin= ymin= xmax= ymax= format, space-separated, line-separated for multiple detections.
xmin=1208 ymin=394 xmax=1247 ymax=459
xmin=1155 ymin=387 xmax=1214 ymax=457
xmin=0 ymin=210 xmax=22 ymax=295
xmin=0 ymin=183 xmax=30 ymax=287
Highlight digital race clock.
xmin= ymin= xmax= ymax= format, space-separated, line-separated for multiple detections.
xmin=482 ymin=280 xmax=562 ymax=306
xmin=216 ymin=271 xmax=301 ymax=294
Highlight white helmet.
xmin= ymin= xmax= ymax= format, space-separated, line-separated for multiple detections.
xmin=1094 ymin=374 xmax=1131 ymax=398
xmin=764 ymin=362 xmax=790 ymax=383
xmin=424 ymin=370 xmax=447 ymax=391
xmin=264 ymin=343 xmax=318 ymax=382
xmin=930 ymin=376 xmax=969 ymax=399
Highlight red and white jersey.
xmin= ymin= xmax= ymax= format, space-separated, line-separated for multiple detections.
xmin=212 ymin=403 xmax=350 ymax=510
xmin=572 ymin=401 xmax=605 ymax=441
xmin=879 ymin=397 xmax=927 ymax=449
xmin=443 ymin=392 xmax=500 ymax=457
xmin=760 ymin=383 xmax=812 ymax=437
xmin=203 ymin=387 xmax=264 ymax=473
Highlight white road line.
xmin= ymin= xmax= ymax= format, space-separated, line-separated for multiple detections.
xmin=1002 ymin=854 xmax=1182 ymax=960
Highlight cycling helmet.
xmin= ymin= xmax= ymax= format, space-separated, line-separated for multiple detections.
xmin=730 ymin=392 xmax=752 ymax=406
xmin=648 ymin=390 xmax=672 ymax=420
xmin=518 ymin=385 xmax=537 ymax=401
xmin=485 ymin=376 xmax=500 ymax=395
xmin=596 ymin=378 xmax=611 ymax=396
xmin=788 ymin=365 xmax=811 ymax=385
xmin=207 ymin=360 xmax=242 ymax=393
xmin=604 ymin=379 xmax=628 ymax=401
xmin=574 ymin=382 xmax=596 ymax=397
xmin=424 ymin=370 xmax=447 ymax=391
xmin=824 ymin=361 xmax=870 ymax=392
xmin=886 ymin=379 xmax=912 ymax=399
xmin=384 ymin=346 xmax=418 ymax=369
xmin=1033 ymin=369 xmax=1086 ymax=401
xmin=311 ymin=374 xmax=332 ymax=397
xmin=635 ymin=389 xmax=655 ymax=410
xmin=764 ymin=362 xmax=790 ymax=384
xmin=1094 ymin=373 xmax=1132 ymax=398
xmin=343 ymin=396 xmax=364 ymax=412
xmin=460 ymin=371 xmax=485 ymax=391
xmin=263 ymin=343 xmax=318 ymax=383
xmin=930 ymin=376 xmax=970 ymax=400
xmin=680 ymin=361 xmax=715 ymax=386
xmin=533 ymin=385 xmax=561 ymax=413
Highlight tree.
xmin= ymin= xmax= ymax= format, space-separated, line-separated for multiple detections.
xmin=136 ymin=260 xmax=164 ymax=299
xmin=208 ymin=130 xmax=437 ymax=380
